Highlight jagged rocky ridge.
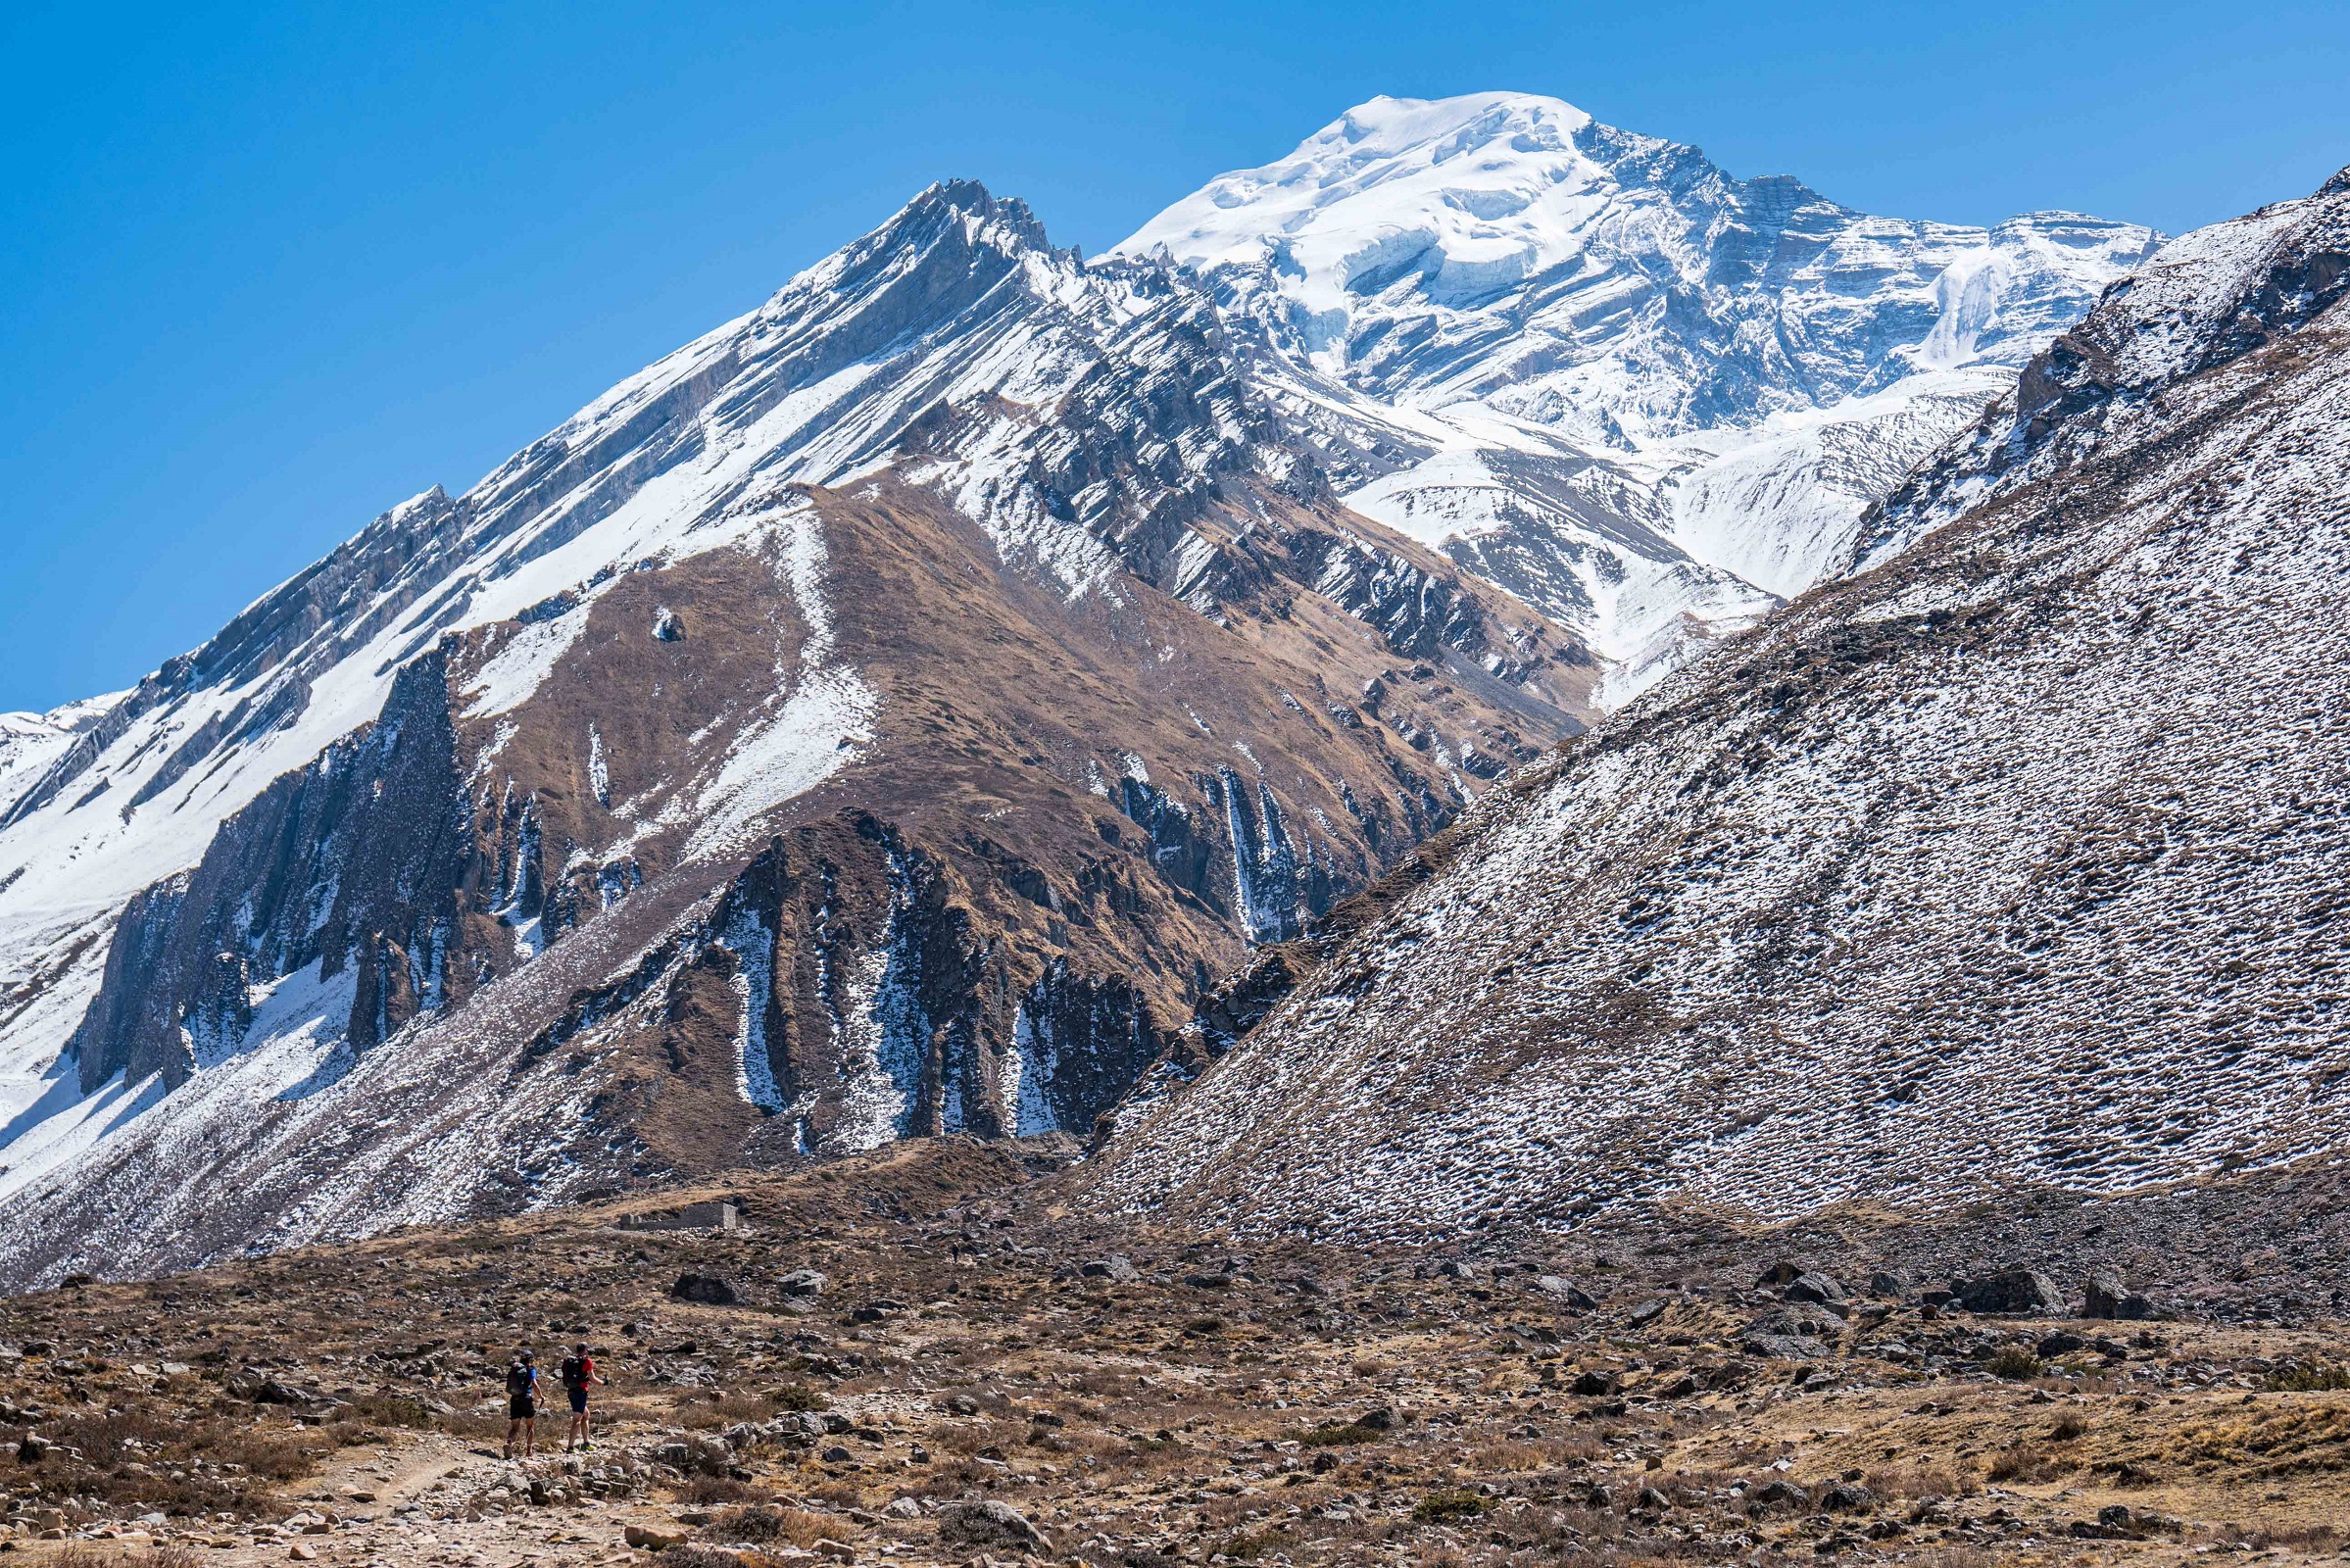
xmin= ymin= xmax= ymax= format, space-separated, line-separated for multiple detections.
xmin=1088 ymin=167 xmax=2350 ymax=1241
xmin=1117 ymin=92 xmax=2166 ymax=697
xmin=0 ymin=181 xmax=1591 ymax=1286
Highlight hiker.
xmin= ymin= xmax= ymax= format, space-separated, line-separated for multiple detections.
xmin=560 ymin=1342 xmax=608 ymax=1451
xmin=504 ymin=1349 xmax=541 ymax=1459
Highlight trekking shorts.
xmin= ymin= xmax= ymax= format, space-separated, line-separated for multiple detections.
xmin=567 ymin=1387 xmax=589 ymax=1414
xmin=510 ymin=1394 xmax=536 ymax=1420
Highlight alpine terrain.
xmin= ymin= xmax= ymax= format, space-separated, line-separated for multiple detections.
xmin=1091 ymin=165 xmax=2350 ymax=1241
xmin=0 ymin=180 xmax=1591 ymax=1288
xmin=4 ymin=94 xmax=2350 ymax=1568
xmin=0 ymin=91 xmax=2181 ymax=1289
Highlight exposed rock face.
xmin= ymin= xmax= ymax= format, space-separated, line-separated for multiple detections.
xmin=69 ymin=653 xmax=471 ymax=1092
xmin=0 ymin=180 xmax=1590 ymax=1287
xmin=1087 ymin=170 xmax=2350 ymax=1241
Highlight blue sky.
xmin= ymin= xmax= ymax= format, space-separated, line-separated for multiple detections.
xmin=4 ymin=0 xmax=2345 ymax=713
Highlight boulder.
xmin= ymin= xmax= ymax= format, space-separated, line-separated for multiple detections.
xmin=936 ymin=1499 xmax=1052 ymax=1555
xmin=1528 ymin=1275 xmax=1596 ymax=1309
xmin=1821 ymin=1482 xmax=1878 ymax=1513
xmin=1741 ymin=1332 xmax=1830 ymax=1362
xmin=1867 ymin=1270 xmax=1908 ymax=1298
xmin=1081 ymin=1255 xmax=1142 ymax=1283
xmin=623 ymin=1524 xmax=686 ymax=1549
xmin=227 ymin=1369 xmax=332 ymax=1407
xmin=1569 ymin=1370 xmax=1618 ymax=1397
xmin=1783 ymin=1271 xmax=1849 ymax=1313
xmin=1751 ymin=1302 xmax=1844 ymax=1340
xmin=2082 ymin=1269 xmax=2154 ymax=1320
xmin=671 ymin=1273 xmax=740 ymax=1305
xmin=777 ymin=1268 xmax=829 ymax=1298
xmin=1952 ymin=1267 xmax=2067 ymax=1315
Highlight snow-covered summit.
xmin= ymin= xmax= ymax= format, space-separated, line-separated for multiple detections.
xmin=1115 ymin=93 xmax=2165 ymax=694
xmin=1120 ymin=91 xmax=2159 ymax=436
xmin=1124 ymin=92 xmax=1606 ymax=304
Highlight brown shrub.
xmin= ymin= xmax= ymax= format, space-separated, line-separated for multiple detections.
xmin=708 ymin=1505 xmax=832 ymax=1546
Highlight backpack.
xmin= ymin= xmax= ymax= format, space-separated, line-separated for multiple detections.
xmin=506 ymin=1362 xmax=532 ymax=1398
xmin=561 ymin=1355 xmax=588 ymax=1392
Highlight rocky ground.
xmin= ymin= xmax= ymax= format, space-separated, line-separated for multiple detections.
xmin=0 ymin=1139 xmax=2345 ymax=1567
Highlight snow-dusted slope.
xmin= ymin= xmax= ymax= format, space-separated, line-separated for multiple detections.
xmin=1118 ymin=93 xmax=2164 ymax=695
xmin=0 ymin=181 xmax=1591 ymax=1286
xmin=1090 ymin=167 xmax=2350 ymax=1240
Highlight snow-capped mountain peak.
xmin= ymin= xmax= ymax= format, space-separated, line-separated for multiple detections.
xmin=1124 ymin=92 xmax=1608 ymax=319
xmin=0 ymin=173 xmax=1592 ymax=1287
xmin=1116 ymin=93 xmax=2165 ymax=698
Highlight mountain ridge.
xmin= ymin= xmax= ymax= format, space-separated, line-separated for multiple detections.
xmin=0 ymin=100 xmax=2211 ymax=1287
xmin=0 ymin=176 xmax=1590 ymax=1286
xmin=1086 ymin=163 xmax=2350 ymax=1241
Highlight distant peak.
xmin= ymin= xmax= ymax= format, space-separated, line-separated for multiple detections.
xmin=906 ymin=177 xmax=1050 ymax=243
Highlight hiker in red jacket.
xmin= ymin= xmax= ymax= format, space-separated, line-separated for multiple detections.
xmin=560 ymin=1343 xmax=608 ymax=1452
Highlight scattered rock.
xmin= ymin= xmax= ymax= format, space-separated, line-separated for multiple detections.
xmin=777 ymin=1268 xmax=829 ymax=1298
xmin=671 ymin=1273 xmax=740 ymax=1306
xmin=1529 ymin=1275 xmax=1596 ymax=1309
xmin=1821 ymin=1482 xmax=1878 ymax=1513
xmin=1783 ymin=1270 xmax=1849 ymax=1312
xmin=624 ymin=1523 xmax=686 ymax=1548
xmin=1952 ymin=1267 xmax=2067 ymax=1315
xmin=2083 ymin=1269 xmax=2155 ymax=1320
xmin=937 ymin=1498 xmax=1053 ymax=1554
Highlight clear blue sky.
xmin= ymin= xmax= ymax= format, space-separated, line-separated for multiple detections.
xmin=4 ymin=0 xmax=2345 ymax=713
